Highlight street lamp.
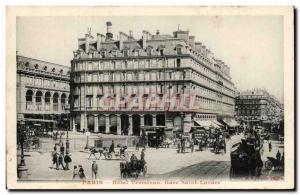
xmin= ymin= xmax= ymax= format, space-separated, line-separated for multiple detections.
xmin=65 ymin=116 xmax=70 ymax=153
xmin=17 ymin=120 xmax=28 ymax=179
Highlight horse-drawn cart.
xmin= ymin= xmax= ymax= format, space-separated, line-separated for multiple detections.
xmin=88 ymin=139 xmax=129 ymax=160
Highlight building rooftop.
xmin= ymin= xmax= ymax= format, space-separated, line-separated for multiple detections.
xmin=17 ymin=55 xmax=70 ymax=77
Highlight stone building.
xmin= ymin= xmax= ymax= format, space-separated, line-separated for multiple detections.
xmin=235 ymin=89 xmax=282 ymax=128
xmin=70 ymin=22 xmax=236 ymax=135
xmin=17 ymin=55 xmax=71 ymax=130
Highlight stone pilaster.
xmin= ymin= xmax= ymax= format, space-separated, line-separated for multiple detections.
xmin=105 ymin=114 xmax=110 ymax=134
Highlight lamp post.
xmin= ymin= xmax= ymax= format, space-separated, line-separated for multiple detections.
xmin=65 ymin=116 xmax=70 ymax=153
xmin=17 ymin=120 xmax=28 ymax=179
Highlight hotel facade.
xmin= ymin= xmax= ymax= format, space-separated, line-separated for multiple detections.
xmin=235 ymin=89 xmax=283 ymax=128
xmin=70 ymin=22 xmax=236 ymax=136
xmin=17 ymin=55 xmax=71 ymax=130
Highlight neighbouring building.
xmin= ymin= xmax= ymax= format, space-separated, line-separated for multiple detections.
xmin=70 ymin=22 xmax=236 ymax=136
xmin=235 ymin=89 xmax=283 ymax=130
xmin=17 ymin=55 xmax=71 ymax=131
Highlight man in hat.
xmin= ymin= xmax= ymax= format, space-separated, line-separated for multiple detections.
xmin=91 ymin=161 xmax=98 ymax=179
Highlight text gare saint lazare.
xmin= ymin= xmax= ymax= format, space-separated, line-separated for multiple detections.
xmin=93 ymin=93 xmax=197 ymax=111
xmin=81 ymin=179 xmax=221 ymax=185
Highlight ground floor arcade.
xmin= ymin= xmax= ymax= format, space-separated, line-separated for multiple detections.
xmin=70 ymin=112 xmax=194 ymax=136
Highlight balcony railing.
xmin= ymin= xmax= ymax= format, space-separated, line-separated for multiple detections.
xmin=36 ymin=102 xmax=43 ymax=111
xmin=45 ymin=102 xmax=51 ymax=111
xmin=26 ymin=102 xmax=33 ymax=111
xmin=53 ymin=103 xmax=59 ymax=111
xmin=25 ymin=102 xmax=69 ymax=112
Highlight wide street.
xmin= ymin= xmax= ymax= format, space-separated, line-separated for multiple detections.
xmin=20 ymin=132 xmax=284 ymax=181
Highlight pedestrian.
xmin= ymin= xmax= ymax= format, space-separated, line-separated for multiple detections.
xmin=54 ymin=144 xmax=57 ymax=151
xmin=109 ymin=140 xmax=115 ymax=154
xmin=276 ymin=150 xmax=281 ymax=162
xmin=268 ymin=141 xmax=272 ymax=152
xmin=78 ymin=165 xmax=86 ymax=179
xmin=199 ymin=140 xmax=202 ymax=151
xmin=140 ymin=148 xmax=145 ymax=162
xmin=72 ymin=165 xmax=79 ymax=179
xmin=182 ymin=139 xmax=186 ymax=153
xmin=51 ymin=148 xmax=58 ymax=169
xmin=92 ymin=161 xmax=98 ymax=179
xmin=177 ymin=140 xmax=181 ymax=153
xmin=57 ymin=152 xmax=65 ymax=170
xmin=191 ymin=140 xmax=194 ymax=152
xmin=60 ymin=142 xmax=65 ymax=155
xmin=64 ymin=152 xmax=72 ymax=170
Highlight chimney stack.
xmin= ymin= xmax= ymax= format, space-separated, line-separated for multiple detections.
xmin=97 ymin=33 xmax=105 ymax=50
xmin=142 ymin=30 xmax=149 ymax=49
xmin=129 ymin=30 xmax=134 ymax=39
xmin=119 ymin=32 xmax=129 ymax=50
xmin=106 ymin=21 xmax=113 ymax=40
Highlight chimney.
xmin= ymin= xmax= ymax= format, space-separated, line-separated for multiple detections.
xmin=142 ymin=30 xmax=149 ymax=49
xmin=119 ymin=32 xmax=129 ymax=50
xmin=85 ymin=33 xmax=91 ymax=53
xmin=189 ymin=36 xmax=195 ymax=49
xmin=106 ymin=21 xmax=113 ymax=40
xmin=173 ymin=30 xmax=189 ymax=42
xmin=195 ymin=42 xmax=202 ymax=52
xmin=97 ymin=33 xmax=105 ymax=50
xmin=129 ymin=30 xmax=134 ymax=40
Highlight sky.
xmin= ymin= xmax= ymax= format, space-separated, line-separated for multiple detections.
xmin=16 ymin=16 xmax=283 ymax=102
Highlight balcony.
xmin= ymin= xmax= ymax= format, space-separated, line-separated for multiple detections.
xmin=53 ymin=103 xmax=59 ymax=111
xmin=26 ymin=102 xmax=34 ymax=111
xmin=25 ymin=102 xmax=69 ymax=113
xmin=45 ymin=102 xmax=51 ymax=111
xmin=36 ymin=102 xmax=43 ymax=111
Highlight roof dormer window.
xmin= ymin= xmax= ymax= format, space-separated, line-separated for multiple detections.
xmin=34 ymin=64 xmax=39 ymax=69
xmin=52 ymin=68 xmax=56 ymax=72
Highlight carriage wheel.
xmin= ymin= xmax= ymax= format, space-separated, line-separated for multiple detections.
xmin=265 ymin=160 xmax=273 ymax=170
xmin=107 ymin=154 xmax=112 ymax=160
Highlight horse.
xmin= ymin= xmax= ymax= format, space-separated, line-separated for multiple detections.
xmin=88 ymin=147 xmax=104 ymax=160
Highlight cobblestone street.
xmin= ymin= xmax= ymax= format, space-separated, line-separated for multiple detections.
xmin=20 ymin=133 xmax=283 ymax=181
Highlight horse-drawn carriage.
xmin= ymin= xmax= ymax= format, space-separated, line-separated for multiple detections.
xmin=176 ymin=134 xmax=194 ymax=153
xmin=208 ymin=130 xmax=226 ymax=154
xmin=120 ymin=160 xmax=147 ymax=179
xmin=194 ymin=129 xmax=209 ymax=151
xmin=230 ymin=136 xmax=263 ymax=178
xmin=88 ymin=139 xmax=129 ymax=160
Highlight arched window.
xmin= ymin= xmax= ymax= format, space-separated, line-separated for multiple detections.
xmin=26 ymin=90 xmax=33 ymax=102
xmin=53 ymin=93 xmax=59 ymax=103
xmin=35 ymin=91 xmax=43 ymax=103
xmin=61 ymin=93 xmax=66 ymax=104
xmin=45 ymin=92 xmax=51 ymax=103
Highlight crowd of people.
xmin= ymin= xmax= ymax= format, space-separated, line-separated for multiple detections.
xmin=51 ymin=142 xmax=72 ymax=170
